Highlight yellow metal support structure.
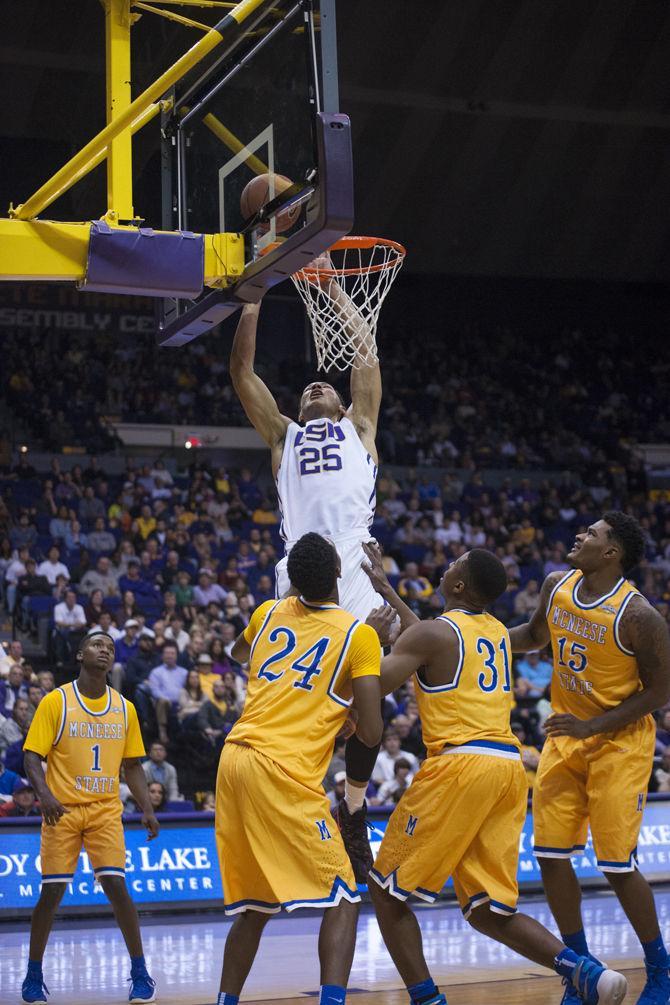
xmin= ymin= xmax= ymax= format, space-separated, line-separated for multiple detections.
xmin=10 ymin=0 xmax=270 ymax=221
xmin=0 ymin=219 xmax=245 ymax=289
xmin=132 ymin=2 xmax=211 ymax=32
xmin=105 ymin=0 xmax=135 ymax=221
xmin=201 ymin=112 xmax=268 ymax=175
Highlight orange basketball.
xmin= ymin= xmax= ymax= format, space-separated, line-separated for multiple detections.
xmin=239 ymin=172 xmax=301 ymax=233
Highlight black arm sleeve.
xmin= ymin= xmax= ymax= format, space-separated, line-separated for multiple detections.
xmin=345 ymin=732 xmax=381 ymax=783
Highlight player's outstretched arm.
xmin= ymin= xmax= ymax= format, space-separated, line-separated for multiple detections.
xmin=379 ymin=619 xmax=452 ymax=696
xmin=23 ymin=749 xmax=69 ymax=826
xmin=229 ymin=302 xmax=291 ymax=457
xmin=123 ymin=757 xmax=159 ymax=839
xmin=362 ymin=541 xmax=418 ymax=633
xmin=546 ymin=598 xmax=670 ymax=740
xmin=508 ymin=572 xmax=562 ymax=652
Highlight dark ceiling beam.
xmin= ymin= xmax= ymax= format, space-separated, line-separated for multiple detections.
xmin=341 ymin=84 xmax=670 ymax=132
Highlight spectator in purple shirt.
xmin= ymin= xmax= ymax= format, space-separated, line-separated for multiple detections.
xmin=146 ymin=641 xmax=188 ymax=744
xmin=119 ymin=558 xmax=158 ymax=599
xmin=193 ymin=569 xmax=227 ymax=609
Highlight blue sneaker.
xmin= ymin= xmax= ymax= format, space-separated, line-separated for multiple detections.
xmin=561 ymin=955 xmax=605 ymax=1005
xmin=570 ymin=957 xmax=627 ymax=1004
xmin=128 ymin=971 xmax=156 ymax=1003
xmin=21 ymin=973 xmax=49 ymax=1004
xmin=636 ymin=960 xmax=670 ymax=1004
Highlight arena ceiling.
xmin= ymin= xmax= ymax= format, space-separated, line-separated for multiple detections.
xmin=1 ymin=0 xmax=670 ymax=281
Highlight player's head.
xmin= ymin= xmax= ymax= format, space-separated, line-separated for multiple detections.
xmin=440 ymin=549 xmax=508 ymax=610
xmin=298 ymin=381 xmax=346 ymax=423
xmin=287 ymin=532 xmax=341 ymax=601
xmin=568 ymin=511 xmax=645 ymax=575
xmin=77 ymin=631 xmax=116 ymax=675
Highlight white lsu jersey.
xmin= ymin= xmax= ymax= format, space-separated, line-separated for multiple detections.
xmin=276 ymin=416 xmax=377 ymax=548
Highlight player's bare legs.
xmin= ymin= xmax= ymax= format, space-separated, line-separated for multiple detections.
xmin=99 ymin=875 xmax=144 ymax=957
xmin=468 ymin=903 xmax=567 ymax=967
xmin=220 ymin=910 xmax=272 ymax=997
xmin=28 ymin=883 xmax=67 ymax=963
xmin=368 ymin=882 xmax=431 ymax=986
xmin=605 ymin=870 xmax=662 ymax=943
xmin=539 ymin=858 xmax=589 ymax=941
xmin=318 ymin=900 xmax=360 ymax=987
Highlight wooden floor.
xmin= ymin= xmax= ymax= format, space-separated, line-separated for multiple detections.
xmin=2 ymin=890 xmax=665 ymax=1004
xmin=280 ymin=967 xmax=647 ymax=1004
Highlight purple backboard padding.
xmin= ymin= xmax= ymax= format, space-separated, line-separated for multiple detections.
xmin=80 ymin=221 xmax=204 ymax=298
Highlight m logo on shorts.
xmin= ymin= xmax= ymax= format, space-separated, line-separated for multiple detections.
xmin=316 ymin=819 xmax=332 ymax=841
xmin=405 ymin=814 xmax=418 ymax=836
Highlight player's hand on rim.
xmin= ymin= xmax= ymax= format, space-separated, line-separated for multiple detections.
xmin=544 ymin=712 xmax=595 ymax=739
xmin=142 ymin=811 xmax=160 ymax=840
xmin=365 ymin=605 xmax=396 ymax=647
xmin=40 ymin=791 xmax=69 ymax=827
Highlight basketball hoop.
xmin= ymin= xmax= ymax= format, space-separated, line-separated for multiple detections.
xmin=291 ymin=236 xmax=406 ymax=372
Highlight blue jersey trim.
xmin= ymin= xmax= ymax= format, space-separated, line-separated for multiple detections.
xmin=545 ymin=569 xmax=576 ymax=616
xmin=613 ymin=591 xmax=638 ymax=656
xmin=597 ymin=847 xmax=638 ymax=870
xmin=452 ymin=739 xmax=520 ymax=754
xmin=73 ymin=681 xmax=111 ymax=717
xmin=461 ymin=891 xmax=489 ymax=915
xmin=41 ymin=872 xmax=75 ymax=880
xmin=327 ymin=619 xmax=360 ymax=708
xmin=572 ymin=574 xmax=625 ymax=611
xmin=534 ymin=843 xmax=586 ymax=855
xmin=223 ymin=875 xmax=359 ymax=915
xmin=248 ymin=600 xmax=281 ymax=664
xmin=298 ymin=598 xmax=340 ymax=611
xmin=120 ymin=695 xmax=128 ymax=731
xmin=54 ymin=687 xmax=67 ymax=747
xmin=416 ymin=616 xmax=464 ymax=692
xmin=93 ymin=865 xmax=126 ymax=875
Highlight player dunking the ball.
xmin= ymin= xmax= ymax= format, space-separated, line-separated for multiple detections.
xmin=20 ymin=632 xmax=159 ymax=1005
xmin=510 ymin=512 xmax=670 ymax=1005
xmin=229 ymin=274 xmax=382 ymax=624
xmin=362 ymin=544 xmax=628 ymax=1005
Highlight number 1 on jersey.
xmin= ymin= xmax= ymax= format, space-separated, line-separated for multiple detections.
xmin=91 ymin=743 xmax=101 ymax=772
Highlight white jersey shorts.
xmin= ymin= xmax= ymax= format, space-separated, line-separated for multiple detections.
xmin=275 ymin=536 xmax=384 ymax=623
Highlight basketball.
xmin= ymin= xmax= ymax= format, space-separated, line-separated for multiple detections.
xmin=239 ymin=172 xmax=301 ymax=232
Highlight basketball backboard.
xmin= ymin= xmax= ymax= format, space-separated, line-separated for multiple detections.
xmin=157 ymin=0 xmax=353 ymax=347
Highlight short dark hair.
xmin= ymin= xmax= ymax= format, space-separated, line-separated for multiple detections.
xmin=287 ymin=533 xmax=338 ymax=600
xmin=466 ymin=549 xmax=508 ymax=605
xmin=82 ymin=631 xmax=115 ymax=649
xmin=603 ymin=511 xmax=645 ymax=573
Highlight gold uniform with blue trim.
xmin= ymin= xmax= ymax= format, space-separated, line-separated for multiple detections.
xmin=371 ymin=610 xmax=528 ymax=919
xmin=215 ymin=596 xmax=380 ymax=914
xmin=23 ymin=681 xmax=145 ymax=884
xmin=534 ymin=570 xmax=655 ymax=872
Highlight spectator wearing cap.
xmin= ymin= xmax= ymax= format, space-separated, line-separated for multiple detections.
xmin=0 ymin=781 xmax=40 ymax=818
xmin=146 ymin=641 xmax=188 ymax=744
xmin=114 ymin=619 xmax=140 ymax=668
xmin=195 ymin=653 xmax=219 ymax=699
xmin=86 ymin=517 xmax=116 ymax=553
xmin=0 ymin=760 xmax=20 ymax=796
xmin=37 ymin=545 xmax=69 ymax=586
xmin=120 ymin=632 xmax=160 ymax=711
xmin=52 ymin=588 xmax=87 ymax=667
xmin=326 ymin=770 xmax=347 ymax=811
xmin=80 ymin=555 xmax=120 ymax=597
xmin=193 ymin=569 xmax=227 ymax=609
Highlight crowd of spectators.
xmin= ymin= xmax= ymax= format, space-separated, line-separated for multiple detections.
xmin=1 ymin=439 xmax=670 ymax=814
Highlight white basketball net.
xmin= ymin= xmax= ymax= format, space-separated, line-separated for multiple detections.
xmin=290 ymin=237 xmax=406 ymax=372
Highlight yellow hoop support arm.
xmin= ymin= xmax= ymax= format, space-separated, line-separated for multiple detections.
xmin=132 ymin=2 xmax=211 ymax=32
xmin=10 ymin=0 xmax=272 ymax=221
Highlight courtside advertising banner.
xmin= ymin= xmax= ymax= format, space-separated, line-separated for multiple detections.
xmin=1 ymin=803 xmax=670 ymax=915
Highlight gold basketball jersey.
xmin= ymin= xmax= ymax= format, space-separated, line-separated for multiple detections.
xmin=546 ymin=569 xmax=647 ymax=719
xmin=415 ymin=609 xmax=519 ymax=757
xmin=227 ymin=597 xmax=380 ymax=788
xmin=24 ymin=681 xmax=143 ymax=805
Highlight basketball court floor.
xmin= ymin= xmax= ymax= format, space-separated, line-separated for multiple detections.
xmin=2 ymin=888 xmax=665 ymax=1004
